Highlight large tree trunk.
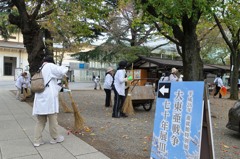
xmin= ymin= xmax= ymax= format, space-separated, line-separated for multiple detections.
xmin=181 ymin=28 xmax=203 ymax=81
xmin=8 ymin=0 xmax=53 ymax=76
xmin=229 ymin=50 xmax=240 ymax=99
xmin=8 ymin=10 xmax=44 ymax=76
xmin=141 ymin=1 xmax=203 ymax=81
xmin=175 ymin=16 xmax=203 ymax=81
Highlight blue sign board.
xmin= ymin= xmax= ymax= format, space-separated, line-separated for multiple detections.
xmin=79 ymin=63 xmax=84 ymax=69
xmin=150 ymin=81 xmax=204 ymax=159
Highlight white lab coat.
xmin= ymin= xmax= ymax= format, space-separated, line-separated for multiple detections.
xmin=32 ymin=62 xmax=68 ymax=115
xmin=103 ymin=74 xmax=113 ymax=90
xmin=22 ymin=76 xmax=30 ymax=88
xmin=15 ymin=76 xmax=26 ymax=89
xmin=169 ymin=74 xmax=179 ymax=81
xmin=214 ymin=77 xmax=224 ymax=87
xmin=114 ymin=69 xmax=126 ymax=96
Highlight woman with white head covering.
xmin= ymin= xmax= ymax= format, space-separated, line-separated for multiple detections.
xmin=15 ymin=72 xmax=29 ymax=100
xmin=169 ymin=67 xmax=179 ymax=81
xmin=103 ymin=67 xmax=114 ymax=107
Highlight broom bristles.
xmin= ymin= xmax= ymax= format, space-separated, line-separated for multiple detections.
xmin=68 ymin=92 xmax=84 ymax=130
xmin=59 ymin=94 xmax=73 ymax=113
xmin=74 ymin=111 xmax=84 ymax=130
xmin=123 ymin=94 xmax=134 ymax=115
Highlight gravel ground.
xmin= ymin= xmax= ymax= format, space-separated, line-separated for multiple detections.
xmin=209 ymin=94 xmax=240 ymax=159
xmin=22 ymin=89 xmax=240 ymax=159
xmin=58 ymin=90 xmax=154 ymax=159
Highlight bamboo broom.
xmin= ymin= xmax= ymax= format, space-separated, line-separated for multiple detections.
xmin=63 ymin=76 xmax=84 ymax=130
xmin=59 ymin=76 xmax=72 ymax=113
xmin=122 ymin=94 xmax=134 ymax=115
xmin=122 ymin=64 xmax=134 ymax=115
xmin=59 ymin=93 xmax=73 ymax=113
xmin=68 ymin=91 xmax=84 ymax=130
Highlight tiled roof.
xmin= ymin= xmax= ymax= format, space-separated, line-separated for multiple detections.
xmin=131 ymin=55 xmax=230 ymax=71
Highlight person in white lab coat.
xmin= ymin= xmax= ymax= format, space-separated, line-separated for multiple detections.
xmin=22 ymin=72 xmax=31 ymax=99
xmin=103 ymin=67 xmax=114 ymax=107
xmin=112 ymin=60 xmax=128 ymax=118
xmin=15 ymin=72 xmax=29 ymax=100
xmin=32 ymin=56 xmax=68 ymax=147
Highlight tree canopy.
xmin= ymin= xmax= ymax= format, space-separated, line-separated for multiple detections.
xmin=1 ymin=0 xmax=240 ymax=98
xmin=213 ymin=0 xmax=240 ymax=99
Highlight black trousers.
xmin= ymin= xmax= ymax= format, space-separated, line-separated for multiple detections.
xmin=214 ymin=85 xmax=222 ymax=98
xmin=104 ymin=89 xmax=111 ymax=107
xmin=112 ymin=88 xmax=125 ymax=117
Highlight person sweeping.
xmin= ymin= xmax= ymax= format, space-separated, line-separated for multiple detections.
xmin=61 ymin=75 xmax=84 ymax=131
xmin=32 ymin=56 xmax=68 ymax=147
xmin=112 ymin=60 xmax=129 ymax=118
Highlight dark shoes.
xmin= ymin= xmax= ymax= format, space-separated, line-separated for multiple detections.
xmin=120 ymin=112 xmax=128 ymax=117
xmin=112 ymin=113 xmax=128 ymax=118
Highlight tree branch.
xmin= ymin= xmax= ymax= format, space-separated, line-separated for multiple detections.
xmin=176 ymin=45 xmax=182 ymax=56
xmin=8 ymin=13 xmax=20 ymax=26
xmin=198 ymin=24 xmax=218 ymax=42
xmin=213 ymin=13 xmax=234 ymax=53
xmin=36 ymin=8 xmax=54 ymax=20
xmin=153 ymin=22 xmax=180 ymax=45
xmin=150 ymin=42 xmax=169 ymax=51
xmin=237 ymin=28 xmax=240 ymax=45
xmin=32 ymin=0 xmax=43 ymax=19
xmin=136 ymin=26 xmax=155 ymax=45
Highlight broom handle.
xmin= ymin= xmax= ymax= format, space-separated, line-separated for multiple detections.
xmin=68 ymin=92 xmax=74 ymax=102
xmin=130 ymin=63 xmax=134 ymax=93
xmin=130 ymin=79 xmax=140 ymax=92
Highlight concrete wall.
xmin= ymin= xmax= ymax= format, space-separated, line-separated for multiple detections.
xmin=0 ymin=48 xmax=28 ymax=79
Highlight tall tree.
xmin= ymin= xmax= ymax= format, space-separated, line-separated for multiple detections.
xmin=0 ymin=0 xmax=106 ymax=75
xmin=137 ymin=0 xmax=215 ymax=81
xmin=213 ymin=1 xmax=240 ymax=100
xmin=198 ymin=22 xmax=229 ymax=65
xmin=73 ymin=0 xmax=161 ymax=63
xmin=0 ymin=0 xmax=55 ymax=76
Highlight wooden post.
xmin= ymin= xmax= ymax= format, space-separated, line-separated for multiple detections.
xmin=200 ymin=82 xmax=215 ymax=159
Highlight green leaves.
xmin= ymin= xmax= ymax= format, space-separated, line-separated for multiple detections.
xmin=72 ymin=39 xmax=151 ymax=63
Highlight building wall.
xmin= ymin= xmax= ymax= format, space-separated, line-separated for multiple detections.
xmin=0 ymin=33 xmax=29 ymax=80
xmin=0 ymin=47 xmax=28 ymax=79
xmin=0 ymin=32 xmax=23 ymax=43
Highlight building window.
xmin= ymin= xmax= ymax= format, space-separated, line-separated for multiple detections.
xmin=4 ymin=63 xmax=12 ymax=75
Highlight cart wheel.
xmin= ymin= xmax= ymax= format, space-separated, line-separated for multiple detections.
xmin=143 ymin=100 xmax=152 ymax=111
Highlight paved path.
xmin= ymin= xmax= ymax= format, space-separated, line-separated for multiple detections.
xmin=0 ymin=79 xmax=110 ymax=159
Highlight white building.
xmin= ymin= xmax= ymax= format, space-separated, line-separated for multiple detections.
xmin=0 ymin=33 xmax=28 ymax=80
xmin=0 ymin=33 xmax=116 ymax=82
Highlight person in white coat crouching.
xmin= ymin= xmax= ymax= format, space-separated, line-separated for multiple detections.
xmin=32 ymin=56 xmax=68 ymax=147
